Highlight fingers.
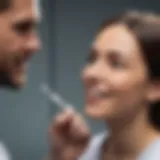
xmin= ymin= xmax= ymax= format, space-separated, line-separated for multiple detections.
xmin=69 ymin=113 xmax=90 ymax=143
xmin=52 ymin=108 xmax=74 ymax=135
xmin=49 ymin=108 xmax=90 ymax=144
xmin=48 ymin=108 xmax=91 ymax=160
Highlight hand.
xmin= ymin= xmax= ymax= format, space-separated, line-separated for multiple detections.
xmin=48 ymin=108 xmax=91 ymax=160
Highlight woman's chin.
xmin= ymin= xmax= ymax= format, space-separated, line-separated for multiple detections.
xmin=84 ymin=104 xmax=109 ymax=120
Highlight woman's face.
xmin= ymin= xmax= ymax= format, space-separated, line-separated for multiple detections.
xmin=82 ymin=24 xmax=150 ymax=121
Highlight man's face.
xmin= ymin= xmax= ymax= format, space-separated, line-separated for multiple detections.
xmin=0 ymin=0 xmax=41 ymax=89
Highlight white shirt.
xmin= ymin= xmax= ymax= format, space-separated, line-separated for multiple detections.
xmin=79 ymin=132 xmax=160 ymax=160
xmin=0 ymin=142 xmax=11 ymax=160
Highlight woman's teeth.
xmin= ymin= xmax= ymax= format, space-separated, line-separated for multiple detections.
xmin=89 ymin=89 xmax=106 ymax=98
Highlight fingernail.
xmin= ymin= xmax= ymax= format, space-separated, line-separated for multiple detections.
xmin=65 ymin=107 xmax=74 ymax=113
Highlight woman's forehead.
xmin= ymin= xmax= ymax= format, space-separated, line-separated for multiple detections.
xmin=92 ymin=25 xmax=141 ymax=55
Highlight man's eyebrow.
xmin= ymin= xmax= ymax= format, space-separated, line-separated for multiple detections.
xmin=14 ymin=16 xmax=41 ymax=25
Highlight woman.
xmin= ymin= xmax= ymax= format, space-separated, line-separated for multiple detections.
xmin=50 ymin=10 xmax=160 ymax=160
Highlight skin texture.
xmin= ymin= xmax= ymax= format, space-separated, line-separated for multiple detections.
xmin=82 ymin=24 xmax=149 ymax=122
xmin=50 ymin=24 xmax=160 ymax=160
xmin=0 ymin=0 xmax=41 ymax=89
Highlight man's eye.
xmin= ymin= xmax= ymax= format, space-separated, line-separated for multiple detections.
xmin=14 ymin=22 xmax=35 ymax=35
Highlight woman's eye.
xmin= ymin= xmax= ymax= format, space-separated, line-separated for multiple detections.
xmin=107 ymin=51 xmax=125 ymax=69
xmin=110 ymin=59 xmax=125 ymax=68
xmin=86 ymin=51 xmax=97 ymax=64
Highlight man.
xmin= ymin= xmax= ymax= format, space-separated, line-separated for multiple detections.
xmin=0 ymin=0 xmax=41 ymax=89
xmin=0 ymin=0 xmax=41 ymax=159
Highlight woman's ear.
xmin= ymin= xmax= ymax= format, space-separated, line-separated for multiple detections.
xmin=147 ymin=80 xmax=160 ymax=102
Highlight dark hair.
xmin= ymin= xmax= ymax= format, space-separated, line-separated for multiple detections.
xmin=0 ymin=0 xmax=10 ymax=12
xmin=97 ymin=10 xmax=160 ymax=129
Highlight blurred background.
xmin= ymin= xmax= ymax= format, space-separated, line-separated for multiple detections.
xmin=0 ymin=0 xmax=159 ymax=160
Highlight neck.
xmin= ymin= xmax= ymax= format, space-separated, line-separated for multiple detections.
xmin=105 ymin=107 xmax=160 ymax=158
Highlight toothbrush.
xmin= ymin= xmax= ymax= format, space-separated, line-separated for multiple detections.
xmin=40 ymin=83 xmax=73 ymax=110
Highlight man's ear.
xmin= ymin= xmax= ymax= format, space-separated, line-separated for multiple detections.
xmin=147 ymin=80 xmax=160 ymax=102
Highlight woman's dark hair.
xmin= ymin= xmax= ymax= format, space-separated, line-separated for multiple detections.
xmin=97 ymin=10 xmax=160 ymax=129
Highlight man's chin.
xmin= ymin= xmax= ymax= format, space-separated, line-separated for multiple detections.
xmin=12 ymin=81 xmax=25 ymax=89
xmin=0 ymin=80 xmax=24 ymax=90
xmin=0 ymin=73 xmax=26 ymax=90
xmin=11 ymin=77 xmax=26 ymax=89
